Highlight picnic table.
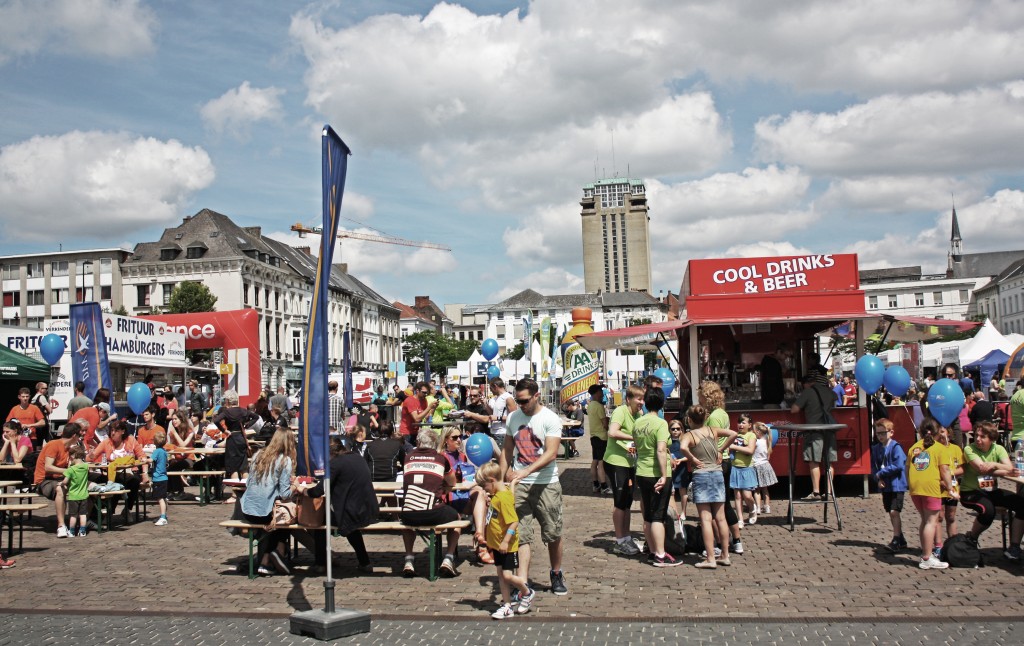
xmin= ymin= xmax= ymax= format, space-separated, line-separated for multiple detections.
xmin=0 ymin=501 xmax=48 ymax=555
xmin=774 ymin=422 xmax=847 ymax=532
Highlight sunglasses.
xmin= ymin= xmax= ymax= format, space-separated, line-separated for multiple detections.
xmin=515 ymin=397 xmax=533 ymax=406
xmin=669 ymin=426 xmax=683 ymax=431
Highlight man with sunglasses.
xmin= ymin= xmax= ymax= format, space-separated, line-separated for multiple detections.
xmin=461 ymin=387 xmax=491 ymax=436
xmin=501 ymin=378 xmax=568 ymax=596
xmin=400 ymin=381 xmax=437 ymax=443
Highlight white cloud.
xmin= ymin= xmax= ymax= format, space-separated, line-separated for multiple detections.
xmin=821 ymin=176 xmax=986 ymax=213
xmin=0 ymin=0 xmax=156 ymax=64
xmin=488 ymin=267 xmax=584 ymax=302
xmin=755 ymin=84 xmax=1024 ymax=175
xmin=200 ymin=81 xmax=286 ymax=140
xmin=0 ymin=131 xmax=214 ymax=240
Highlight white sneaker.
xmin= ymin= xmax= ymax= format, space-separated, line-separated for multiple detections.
xmin=154 ymin=517 xmax=168 ymax=526
xmin=491 ymin=603 xmax=515 ymax=620
xmin=56 ymin=526 xmax=69 ymax=538
xmin=763 ymin=504 xmax=772 ymax=514
xmin=748 ymin=513 xmax=758 ymax=525
xmin=919 ymin=555 xmax=949 ymax=570
xmin=737 ymin=518 xmax=744 ymax=529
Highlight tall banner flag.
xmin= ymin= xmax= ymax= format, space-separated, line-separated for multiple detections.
xmin=69 ymin=302 xmax=113 ymax=401
xmin=540 ymin=317 xmax=551 ymax=379
xmin=522 ymin=312 xmax=533 ymax=377
xmin=298 ymin=125 xmax=351 ymax=478
xmin=343 ymin=330 xmax=353 ymax=410
xmin=423 ymin=348 xmax=432 ymax=385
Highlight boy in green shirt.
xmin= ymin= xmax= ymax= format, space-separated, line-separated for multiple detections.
xmin=61 ymin=444 xmax=90 ymax=537
xmin=603 ymin=385 xmax=645 ymax=555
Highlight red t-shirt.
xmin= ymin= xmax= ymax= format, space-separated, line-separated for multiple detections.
xmin=401 ymin=448 xmax=450 ymax=511
xmin=843 ymin=384 xmax=857 ymax=405
xmin=33 ymin=439 xmax=69 ymax=484
xmin=7 ymin=404 xmax=43 ymax=439
xmin=400 ymin=397 xmax=425 ymax=437
xmin=71 ymin=407 xmax=101 ymax=445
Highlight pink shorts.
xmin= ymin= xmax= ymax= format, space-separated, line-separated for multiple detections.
xmin=911 ymin=494 xmax=943 ymax=512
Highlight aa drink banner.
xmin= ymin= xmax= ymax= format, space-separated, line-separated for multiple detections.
xmin=298 ymin=125 xmax=351 ymax=478
xmin=69 ymin=302 xmax=114 ymax=401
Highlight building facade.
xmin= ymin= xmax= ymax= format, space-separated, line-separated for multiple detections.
xmin=1 ymin=248 xmax=132 ymax=327
xmin=581 ymin=178 xmax=652 ymax=294
xmin=121 ymin=209 xmax=400 ymax=390
xmin=859 ymin=266 xmax=986 ymax=321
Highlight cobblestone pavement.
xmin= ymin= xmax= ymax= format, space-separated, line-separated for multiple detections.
xmin=0 ymin=614 xmax=1021 ymax=646
xmin=1 ymin=438 xmax=1022 ymax=622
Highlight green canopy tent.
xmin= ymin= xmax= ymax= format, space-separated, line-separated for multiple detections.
xmin=0 ymin=344 xmax=52 ymax=414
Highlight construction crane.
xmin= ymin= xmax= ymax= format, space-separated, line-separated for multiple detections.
xmin=290 ymin=223 xmax=450 ymax=256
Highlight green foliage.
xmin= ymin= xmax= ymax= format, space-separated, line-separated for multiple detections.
xmin=402 ymin=330 xmax=479 ymax=378
xmin=112 ymin=305 xmax=129 ymax=316
xmin=503 ymin=341 xmax=526 ymax=360
xmin=165 ymin=281 xmax=218 ymax=313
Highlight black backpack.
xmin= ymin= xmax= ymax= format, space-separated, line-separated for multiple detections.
xmin=662 ymin=516 xmax=704 ymax=555
xmin=939 ymin=534 xmax=983 ymax=568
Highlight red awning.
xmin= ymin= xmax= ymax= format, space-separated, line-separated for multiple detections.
xmin=576 ymin=319 xmax=692 ymax=352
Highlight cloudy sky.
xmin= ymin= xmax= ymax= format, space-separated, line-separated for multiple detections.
xmin=2 ymin=0 xmax=1024 ymax=307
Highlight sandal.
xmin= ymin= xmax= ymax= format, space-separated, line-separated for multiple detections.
xmin=694 ymin=561 xmax=717 ymax=569
xmin=716 ymin=558 xmax=732 ymax=566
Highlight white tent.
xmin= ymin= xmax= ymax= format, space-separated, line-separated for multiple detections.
xmin=960 ymin=319 xmax=1018 ymax=365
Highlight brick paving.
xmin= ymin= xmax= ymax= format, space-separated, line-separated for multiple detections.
xmin=1 ymin=438 xmax=1022 ymax=622
xmin=0 ymin=614 xmax=1020 ymax=645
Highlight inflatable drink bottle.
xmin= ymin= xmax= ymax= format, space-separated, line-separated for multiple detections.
xmin=559 ymin=307 xmax=599 ymax=408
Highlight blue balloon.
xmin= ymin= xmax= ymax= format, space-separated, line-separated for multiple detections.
xmin=770 ymin=426 xmax=780 ymax=447
xmin=654 ymin=367 xmax=676 ymax=397
xmin=39 ymin=333 xmax=65 ymax=366
xmin=481 ymin=338 xmax=499 ymax=361
xmin=927 ymin=378 xmax=966 ymax=427
xmin=127 ymin=382 xmax=152 ymax=415
xmin=487 ymin=365 xmax=500 ymax=380
xmin=465 ymin=432 xmax=494 ymax=466
xmin=854 ymin=355 xmax=885 ymax=395
xmin=883 ymin=365 xmax=912 ymax=397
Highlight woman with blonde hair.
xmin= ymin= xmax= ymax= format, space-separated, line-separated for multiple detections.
xmin=698 ymin=380 xmax=744 ymax=552
xmin=240 ymin=429 xmax=298 ymax=576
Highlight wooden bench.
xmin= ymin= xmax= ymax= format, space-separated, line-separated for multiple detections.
xmin=219 ymin=520 xmax=328 ymax=579
xmin=89 ymin=490 xmax=129 ymax=533
xmin=0 ymin=502 xmax=47 ymax=555
xmin=559 ymin=435 xmax=582 ymax=459
xmin=360 ymin=519 xmax=472 ymax=581
xmin=168 ymin=470 xmax=226 ymax=505
xmin=218 ymin=518 xmax=471 ymax=581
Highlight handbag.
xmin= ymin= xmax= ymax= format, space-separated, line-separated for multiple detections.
xmin=268 ymin=499 xmax=298 ymax=529
xmin=297 ymin=494 xmax=327 ymax=528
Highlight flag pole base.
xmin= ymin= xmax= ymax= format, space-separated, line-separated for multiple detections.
xmin=289 ymin=603 xmax=370 ymax=641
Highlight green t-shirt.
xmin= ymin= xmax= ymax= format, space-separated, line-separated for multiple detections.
xmin=1010 ymin=388 xmax=1024 ymax=443
xmin=731 ymin=431 xmax=756 ymax=468
xmin=603 ymin=404 xmax=641 ymax=467
xmin=64 ymin=462 xmax=90 ymax=501
xmin=962 ymin=443 xmax=1008 ymax=493
xmin=633 ymin=414 xmax=670 ymax=477
xmin=587 ymin=400 xmax=608 ymax=440
xmin=432 ymin=397 xmax=454 ymax=425
xmin=707 ymin=408 xmax=731 ymax=458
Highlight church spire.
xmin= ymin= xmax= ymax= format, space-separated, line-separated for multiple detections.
xmin=950 ymin=197 xmax=962 ymax=261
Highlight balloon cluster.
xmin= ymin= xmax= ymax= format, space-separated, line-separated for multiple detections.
xmin=482 ymin=338 xmax=500 ymax=380
xmin=854 ymin=356 xmax=912 ymax=398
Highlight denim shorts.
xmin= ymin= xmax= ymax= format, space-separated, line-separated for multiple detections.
xmin=691 ymin=470 xmax=726 ymax=504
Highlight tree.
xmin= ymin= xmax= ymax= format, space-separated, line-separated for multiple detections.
xmin=165 ymin=281 xmax=218 ymax=313
xmin=503 ymin=341 xmax=526 ymax=360
xmin=402 ymin=330 xmax=479 ymax=378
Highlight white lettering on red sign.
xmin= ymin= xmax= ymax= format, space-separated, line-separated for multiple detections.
xmin=167 ymin=323 xmax=216 ymax=340
xmin=711 ymin=254 xmax=834 ymax=294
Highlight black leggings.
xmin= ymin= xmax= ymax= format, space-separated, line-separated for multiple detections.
xmin=961 ymin=489 xmax=1024 ymax=528
xmin=242 ymin=511 xmax=287 ymax=565
xmin=604 ymin=462 xmax=636 ymax=511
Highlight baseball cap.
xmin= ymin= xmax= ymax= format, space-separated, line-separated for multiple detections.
xmin=96 ymin=402 xmax=111 ymax=413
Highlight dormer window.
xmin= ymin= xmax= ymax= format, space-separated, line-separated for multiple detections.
xmin=160 ymin=246 xmax=181 ymax=261
xmin=186 ymin=242 xmax=207 ymax=259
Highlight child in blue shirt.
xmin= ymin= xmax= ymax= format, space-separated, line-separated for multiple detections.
xmin=151 ymin=430 xmax=169 ymax=526
xmin=870 ymin=419 xmax=908 ymax=552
